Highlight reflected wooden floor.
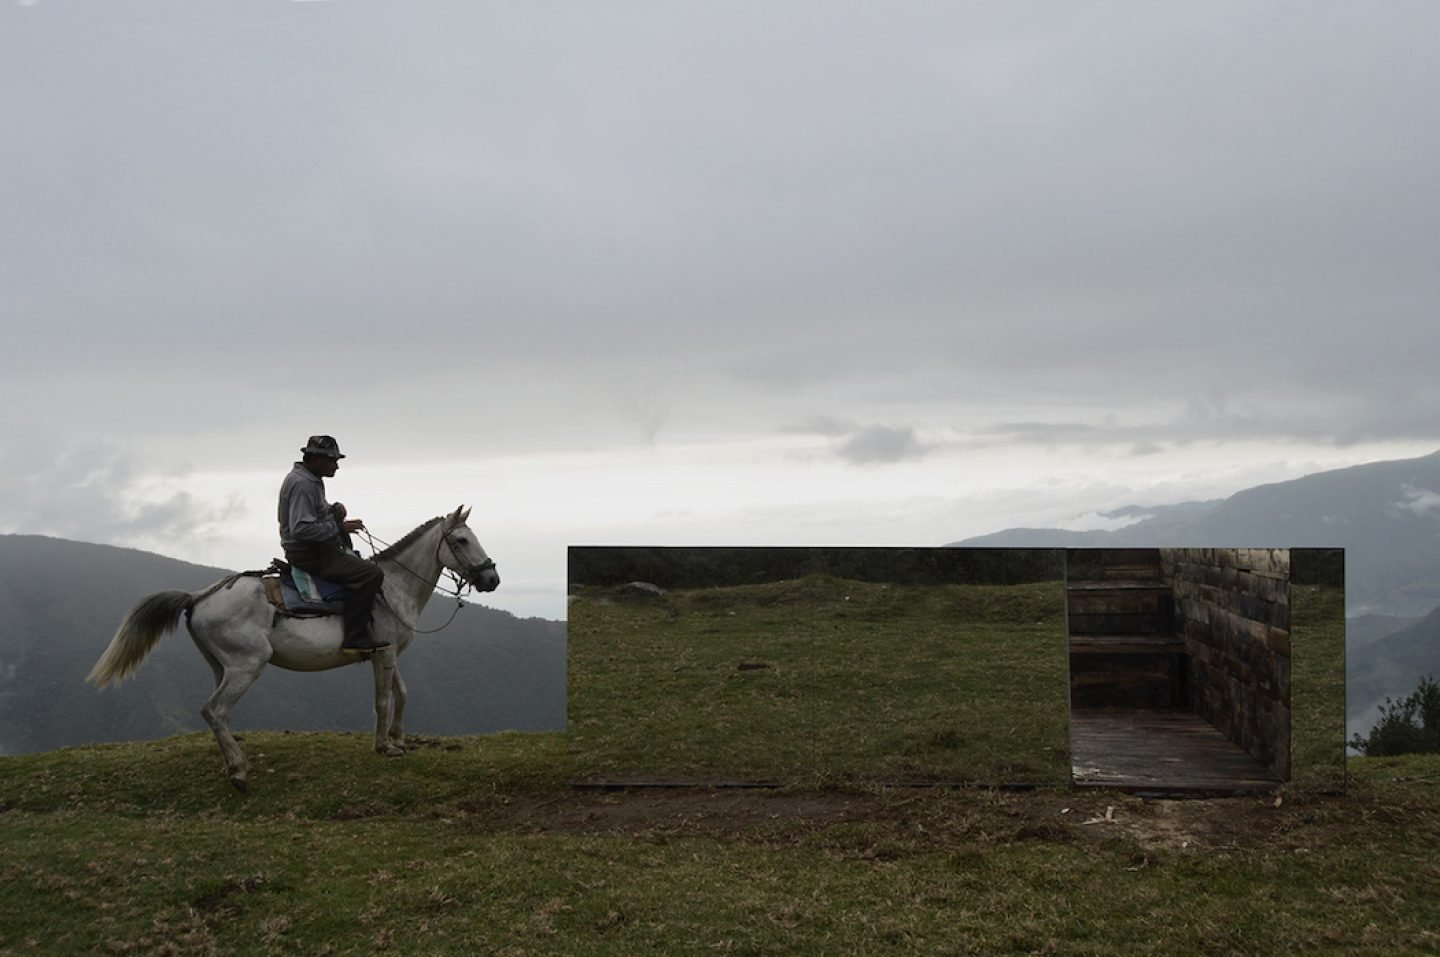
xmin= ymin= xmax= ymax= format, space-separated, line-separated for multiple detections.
xmin=1071 ymin=709 xmax=1283 ymax=795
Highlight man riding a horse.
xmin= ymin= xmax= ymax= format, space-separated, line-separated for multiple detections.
xmin=90 ymin=491 xmax=500 ymax=790
xmin=279 ymin=435 xmax=388 ymax=654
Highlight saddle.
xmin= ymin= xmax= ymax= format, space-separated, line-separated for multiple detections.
xmin=259 ymin=559 xmax=347 ymax=618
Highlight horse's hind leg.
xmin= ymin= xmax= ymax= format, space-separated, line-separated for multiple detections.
xmin=186 ymin=581 xmax=274 ymax=792
xmin=202 ymin=664 xmax=266 ymax=791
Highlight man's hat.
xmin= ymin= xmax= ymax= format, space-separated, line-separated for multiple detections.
xmin=301 ymin=435 xmax=346 ymax=459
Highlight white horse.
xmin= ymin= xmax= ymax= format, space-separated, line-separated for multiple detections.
xmin=88 ymin=506 xmax=499 ymax=791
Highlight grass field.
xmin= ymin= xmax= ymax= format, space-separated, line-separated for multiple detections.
xmin=3 ymin=577 xmax=1419 ymax=956
xmin=2 ymin=732 xmax=1438 ymax=956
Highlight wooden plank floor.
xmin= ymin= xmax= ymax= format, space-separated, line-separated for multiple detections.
xmin=1070 ymin=709 xmax=1283 ymax=794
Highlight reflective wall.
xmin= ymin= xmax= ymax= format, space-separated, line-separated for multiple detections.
xmin=566 ymin=546 xmax=1346 ymax=789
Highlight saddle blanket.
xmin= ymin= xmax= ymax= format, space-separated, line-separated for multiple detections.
xmin=260 ymin=560 xmax=347 ymax=617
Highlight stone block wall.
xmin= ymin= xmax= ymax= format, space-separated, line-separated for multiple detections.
xmin=1162 ymin=548 xmax=1291 ymax=779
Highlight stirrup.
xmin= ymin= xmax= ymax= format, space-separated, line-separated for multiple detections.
xmin=342 ymin=639 xmax=391 ymax=654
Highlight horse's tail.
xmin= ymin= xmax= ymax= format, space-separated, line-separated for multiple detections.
xmin=87 ymin=590 xmax=196 ymax=688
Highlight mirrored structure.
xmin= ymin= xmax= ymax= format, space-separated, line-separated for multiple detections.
xmin=568 ymin=546 xmax=1346 ymax=792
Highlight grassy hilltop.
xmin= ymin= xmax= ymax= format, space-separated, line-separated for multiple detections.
xmin=1 ymin=576 xmax=1436 ymax=955
xmin=2 ymin=736 xmax=1439 ymax=956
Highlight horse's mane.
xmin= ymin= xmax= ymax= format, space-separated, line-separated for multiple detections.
xmin=372 ymin=516 xmax=444 ymax=561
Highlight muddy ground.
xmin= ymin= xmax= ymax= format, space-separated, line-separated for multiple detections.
xmin=365 ymin=784 xmax=1359 ymax=855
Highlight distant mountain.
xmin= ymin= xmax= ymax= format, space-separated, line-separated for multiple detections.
xmin=951 ymin=449 xmax=1440 ymax=735
xmin=955 ymin=450 xmax=1440 ymax=615
xmin=0 ymin=535 xmax=565 ymax=756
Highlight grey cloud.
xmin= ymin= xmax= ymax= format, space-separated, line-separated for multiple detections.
xmin=0 ymin=439 xmax=229 ymax=547
xmin=989 ymin=422 xmax=1103 ymax=441
xmin=838 ymin=426 xmax=929 ymax=466
xmin=2 ymin=0 xmax=1439 ymax=467
xmin=783 ymin=417 xmax=932 ymax=464
xmin=781 ymin=416 xmax=858 ymax=438
xmin=969 ymin=400 xmax=1440 ymax=452
xmin=1394 ymin=484 xmax=1440 ymax=519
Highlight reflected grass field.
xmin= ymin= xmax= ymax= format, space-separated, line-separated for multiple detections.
xmin=567 ymin=576 xmax=1070 ymax=784
xmin=1290 ymin=583 xmax=1348 ymax=790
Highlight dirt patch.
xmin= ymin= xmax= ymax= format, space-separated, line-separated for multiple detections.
xmin=1050 ymin=793 xmax=1297 ymax=851
xmin=448 ymin=786 xmax=1325 ymax=853
xmin=455 ymin=789 xmax=877 ymax=839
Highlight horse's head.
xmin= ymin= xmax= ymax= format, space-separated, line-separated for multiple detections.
xmin=438 ymin=506 xmax=500 ymax=593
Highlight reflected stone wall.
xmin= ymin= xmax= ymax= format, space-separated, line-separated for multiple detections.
xmin=1163 ymin=548 xmax=1292 ymax=779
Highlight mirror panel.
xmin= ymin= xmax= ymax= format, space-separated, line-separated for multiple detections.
xmin=568 ymin=546 xmax=1345 ymax=791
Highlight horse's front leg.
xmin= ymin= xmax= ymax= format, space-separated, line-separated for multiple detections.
xmin=387 ymin=667 xmax=408 ymax=753
xmin=370 ymin=648 xmax=404 ymax=757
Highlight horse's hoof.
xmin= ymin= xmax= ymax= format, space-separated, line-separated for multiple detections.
xmin=382 ymin=744 xmax=405 ymax=758
xmin=229 ymin=775 xmax=249 ymax=793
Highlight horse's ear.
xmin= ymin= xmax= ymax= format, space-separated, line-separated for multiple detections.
xmin=460 ymin=506 xmax=471 ymax=523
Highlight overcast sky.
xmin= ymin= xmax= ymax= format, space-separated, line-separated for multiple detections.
xmin=3 ymin=1 xmax=1438 ymax=619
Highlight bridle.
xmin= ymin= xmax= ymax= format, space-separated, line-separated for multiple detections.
xmin=439 ymin=527 xmax=498 ymax=594
xmin=358 ymin=523 xmax=498 ymax=634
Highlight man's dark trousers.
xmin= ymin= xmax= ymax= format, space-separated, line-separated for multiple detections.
xmin=284 ymin=543 xmax=385 ymax=646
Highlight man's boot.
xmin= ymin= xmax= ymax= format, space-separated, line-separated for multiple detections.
xmin=341 ymin=592 xmax=389 ymax=653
